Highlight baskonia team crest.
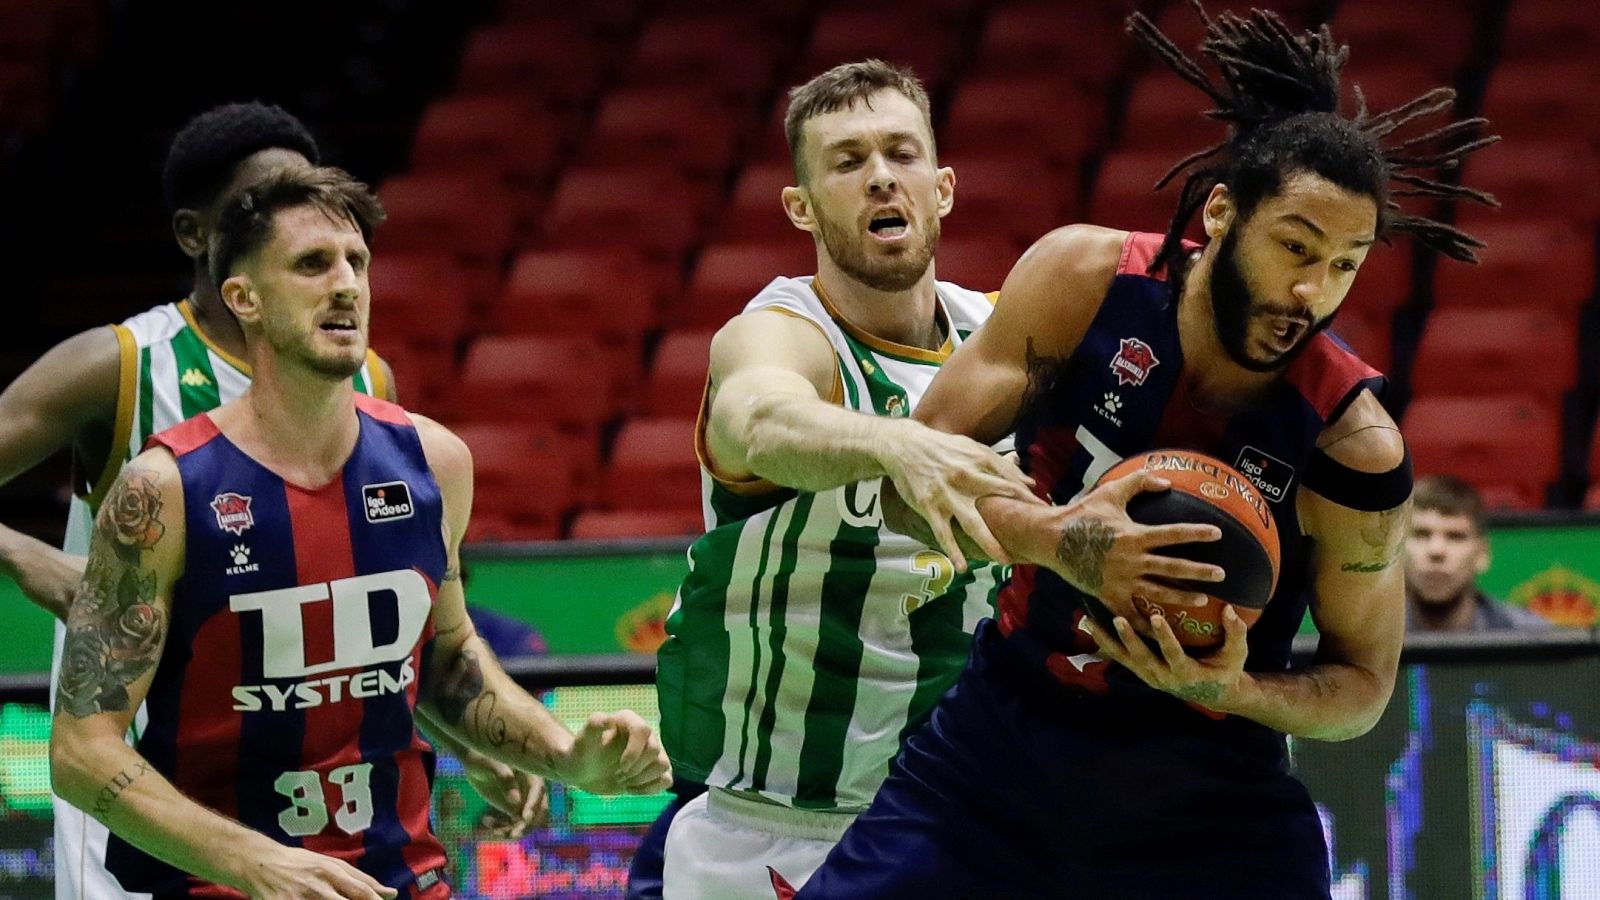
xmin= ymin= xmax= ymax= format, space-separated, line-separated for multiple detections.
xmin=1111 ymin=337 xmax=1160 ymax=386
xmin=210 ymin=492 xmax=254 ymax=535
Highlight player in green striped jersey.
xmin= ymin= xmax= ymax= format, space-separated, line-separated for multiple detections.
xmin=0 ymin=103 xmax=538 ymax=899
xmin=643 ymin=61 xmax=1039 ymax=899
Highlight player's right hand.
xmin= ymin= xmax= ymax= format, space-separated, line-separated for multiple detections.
xmin=558 ymin=710 xmax=673 ymax=796
xmin=234 ymin=844 xmax=398 ymax=899
xmin=1048 ymin=470 xmax=1226 ymax=619
xmin=878 ymin=419 xmax=1039 ymax=572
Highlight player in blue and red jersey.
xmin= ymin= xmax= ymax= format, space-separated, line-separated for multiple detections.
xmin=50 ymin=165 xmax=671 ymax=899
xmin=795 ymin=7 xmax=1499 ymax=898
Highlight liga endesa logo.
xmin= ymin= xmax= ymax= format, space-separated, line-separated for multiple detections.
xmin=362 ymin=481 xmax=414 ymax=523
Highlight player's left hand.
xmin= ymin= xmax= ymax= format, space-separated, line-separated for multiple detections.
xmin=462 ymin=749 xmax=550 ymax=837
xmin=1082 ymin=606 xmax=1252 ymax=713
xmin=558 ymin=710 xmax=673 ymax=795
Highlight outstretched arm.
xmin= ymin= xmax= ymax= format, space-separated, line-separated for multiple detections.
xmin=413 ymin=416 xmax=671 ymax=795
xmin=0 ymin=327 xmax=124 ymax=620
xmin=706 ymin=307 xmax=1034 ymax=570
xmin=50 ymin=452 xmax=395 ymax=899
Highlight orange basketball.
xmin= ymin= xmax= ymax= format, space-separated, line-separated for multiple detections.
xmin=1093 ymin=449 xmax=1281 ymax=650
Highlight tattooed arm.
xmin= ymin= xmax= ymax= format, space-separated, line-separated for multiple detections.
xmin=910 ymin=224 xmax=1122 ymax=446
xmin=411 ymin=415 xmax=671 ymax=795
xmin=1106 ymin=394 xmax=1410 ymax=741
xmin=49 ymin=451 xmax=396 ymax=897
xmin=706 ymin=308 xmax=1033 ymax=571
xmin=1213 ymin=394 xmax=1411 ymax=740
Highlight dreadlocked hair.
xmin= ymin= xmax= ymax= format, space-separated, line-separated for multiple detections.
xmin=1126 ymin=1 xmax=1499 ymax=275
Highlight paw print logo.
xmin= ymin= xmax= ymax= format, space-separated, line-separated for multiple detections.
xmin=1102 ymin=393 xmax=1123 ymax=412
xmin=231 ymin=544 xmax=250 ymax=565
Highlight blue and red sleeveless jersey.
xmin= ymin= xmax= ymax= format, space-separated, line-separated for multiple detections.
xmin=107 ymin=394 xmax=451 ymax=899
xmin=998 ymin=232 xmax=1386 ymax=702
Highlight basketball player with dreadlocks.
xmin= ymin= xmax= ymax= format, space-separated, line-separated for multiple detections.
xmin=792 ymin=6 xmax=1498 ymax=897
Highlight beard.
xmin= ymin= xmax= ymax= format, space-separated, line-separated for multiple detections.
xmin=265 ymin=321 xmax=368 ymax=380
xmin=815 ymin=207 xmax=939 ymax=292
xmin=1208 ymin=228 xmax=1334 ymax=373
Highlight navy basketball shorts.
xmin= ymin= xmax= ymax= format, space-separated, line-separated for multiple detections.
xmin=796 ymin=620 xmax=1331 ymax=899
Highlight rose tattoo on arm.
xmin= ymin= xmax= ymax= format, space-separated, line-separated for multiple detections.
xmin=56 ymin=465 xmax=169 ymax=718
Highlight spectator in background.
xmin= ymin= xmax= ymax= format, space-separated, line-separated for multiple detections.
xmin=1405 ymin=475 xmax=1550 ymax=632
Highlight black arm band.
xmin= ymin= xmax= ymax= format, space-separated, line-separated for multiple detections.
xmin=1302 ymin=444 xmax=1414 ymax=511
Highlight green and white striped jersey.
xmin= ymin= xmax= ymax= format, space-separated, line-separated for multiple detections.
xmin=61 ymin=299 xmax=388 ymax=552
xmin=657 ymin=275 xmax=1003 ymax=813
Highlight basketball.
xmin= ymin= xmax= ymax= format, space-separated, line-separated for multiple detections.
xmin=1091 ymin=449 xmax=1282 ymax=650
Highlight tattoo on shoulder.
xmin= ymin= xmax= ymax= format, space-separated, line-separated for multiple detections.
xmin=1339 ymin=505 xmax=1408 ymax=574
xmin=1020 ymin=337 xmax=1066 ymax=422
xmin=56 ymin=467 xmax=169 ymax=719
xmin=1055 ymin=518 xmax=1115 ymax=592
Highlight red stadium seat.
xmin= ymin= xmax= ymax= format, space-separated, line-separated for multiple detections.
xmin=942 ymin=154 xmax=1074 ymax=246
xmin=1584 ymin=483 xmax=1600 ymax=512
xmin=1119 ymin=73 xmax=1217 ymax=153
xmin=467 ymin=513 xmax=563 ymax=543
xmin=1330 ymin=1 xmax=1474 ymax=77
xmin=577 ymin=87 xmax=752 ymax=176
xmin=1403 ymin=394 xmax=1561 ymax=503
xmin=367 ymin=253 xmax=471 ymax=354
xmin=749 ymin=103 xmax=793 ymax=164
xmin=934 ymin=236 xmax=1020 ymax=294
xmin=456 ymin=420 xmax=599 ymax=480
xmin=453 ymin=335 xmax=622 ymax=430
xmin=1432 ymin=221 xmax=1595 ymax=312
xmin=1498 ymin=0 xmax=1600 ymax=65
xmin=1342 ymin=62 xmax=1454 ymax=121
xmin=1410 ymin=308 xmax=1578 ymax=401
xmin=410 ymin=94 xmax=570 ymax=184
xmin=1480 ymin=60 xmax=1600 ymax=143
xmin=970 ymin=1 xmax=1126 ymax=86
xmin=454 ymin=23 xmax=618 ymax=105
xmin=942 ymin=76 xmax=1100 ymax=167
xmin=646 ymin=330 xmax=716 ymax=418
xmin=455 ymin=423 xmax=591 ymax=533
xmin=1458 ymin=140 xmax=1600 ymax=228
xmin=569 ymin=508 xmax=704 ymax=540
xmin=795 ymin=11 xmax=957 ymax=89
xmin=717 ymin=161 xmax=802 ymax=243
xmin=676 ymin=242 xmax=818 ymax=328
xmin=493 ymin=249 xmax=667 ymax=346
xmin=541 ymin=166 xmax=711 ymax=261
xmin=629 ymin=11 xmax=779 ymax=63
xmin=1089 ymin=151 xmax=1202 ymax=237
xmin=600 ymin=418 xmax=702 ymax=512
xmin=378 ymin=172 xmax=515 ymax=275
xmin=623 ymin=14 xmax=781 ymax=105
